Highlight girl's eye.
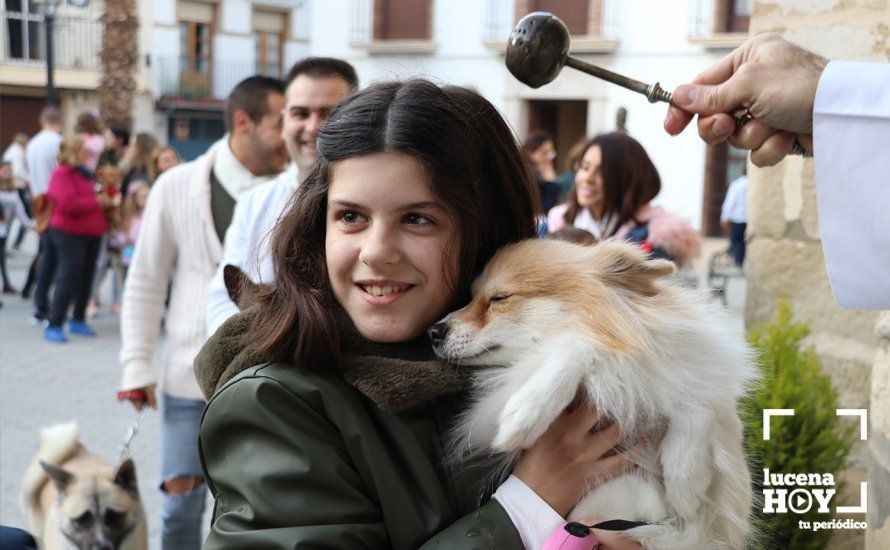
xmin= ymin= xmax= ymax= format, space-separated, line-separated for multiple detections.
xmin=336 ymin=210 xmax=366 ymax=225
xmin=404 ymin=213 xmax=433 ymax=226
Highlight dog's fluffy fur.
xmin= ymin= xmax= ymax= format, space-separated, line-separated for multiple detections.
xmin=21 ymin=423 xmax=147 ymax=550
xmin=433 ymin=239 xmax=756 ymax=549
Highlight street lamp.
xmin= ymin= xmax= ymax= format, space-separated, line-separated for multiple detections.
xmin=40 ymin=0 xmax=91 ymax=107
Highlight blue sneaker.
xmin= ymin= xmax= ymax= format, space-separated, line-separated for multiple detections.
xmin=44 ymin=326 xmax=68 ymax=343
xmin=67 ymin=320 xmax=97 ymax=337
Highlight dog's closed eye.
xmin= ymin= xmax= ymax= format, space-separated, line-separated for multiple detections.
xmin=489 ymin=294 xmax=512 ymax=303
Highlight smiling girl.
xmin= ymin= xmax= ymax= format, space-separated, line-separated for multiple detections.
xmin=196 ymin=80 xmax=639 ymax=549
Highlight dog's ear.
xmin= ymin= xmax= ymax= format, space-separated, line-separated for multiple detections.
xmin=592 ymin=241 xmax=675 ymax=296
xmin=113 ymin=458 xmax=139 ymax=496
xmin=40 ymin=461 xmax=74 ymax=493
xmin=223 ymin=264 xmax=246 ymax=306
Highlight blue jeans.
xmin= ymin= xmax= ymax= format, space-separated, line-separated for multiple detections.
xmin=729 ymin=222 xmax=747 ymax=267
xmin=161 ymin=393 xmax=207 ymax=550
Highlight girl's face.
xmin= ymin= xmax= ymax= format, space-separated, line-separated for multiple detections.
xmin=157 ymin=149 xmax=179 ymax=174
xmin=529 ymin=140 xmax=556 ymax=166
xmin=134 ymin=186 xmax=149 ymax=209
xmin=575 ymin=145 xmax=605 ymax=214
xmin=326 ymin=152 xmax=458 ymax=343
xmin=75 ymin=144 xmax=89 ymax=167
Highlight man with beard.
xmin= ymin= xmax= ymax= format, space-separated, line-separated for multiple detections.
xmin=205 ymin=58 xmax=358 ymax=335
xmin=118 ymin=76 xmax=287 ymax=549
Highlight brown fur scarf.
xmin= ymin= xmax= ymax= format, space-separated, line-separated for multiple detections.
xmin=194 ymin=308 xmax=471 ymax=412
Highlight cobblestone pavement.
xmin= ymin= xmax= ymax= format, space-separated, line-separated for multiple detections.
xmin=0 ymin=230 xmax=744 ymax=548
xmin=0 ymin=232 xmax=209 ymax=548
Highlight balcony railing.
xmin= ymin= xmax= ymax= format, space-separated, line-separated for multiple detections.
xmin=1 ymin=12 xmax=101 ymax=70
xmin=156 ymin=57 xmax=261 ymax=104
xmin=687 ymin=0 xmax=748 ymax=49
xmin=350 ymin=0 xmax=437 ymax=53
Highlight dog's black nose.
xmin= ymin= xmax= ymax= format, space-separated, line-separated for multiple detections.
xmin=428 ymin=322 xmax=449 ymax=348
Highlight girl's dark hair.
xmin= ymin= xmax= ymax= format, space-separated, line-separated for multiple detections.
xmin=250 ymin=79 xmax=539 ymax=367
xmin=74 ymin=112 xmax=102 ymax=135
xmin=523 ymin=131 xmax=552 ymax=154
xmin=563 ymin=132 xmax=661 ymax=235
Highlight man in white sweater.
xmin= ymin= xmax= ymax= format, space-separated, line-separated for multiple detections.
xmin=118 ymin=76 xmax=287 ymax=549
xmin=206 ymin=58 xmax=358 ymax=335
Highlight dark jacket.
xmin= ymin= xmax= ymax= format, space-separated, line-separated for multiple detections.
xmin=197 ymin=312 xmax=523 ymax=549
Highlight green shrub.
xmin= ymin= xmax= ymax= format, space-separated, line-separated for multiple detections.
xmin=741 ymin=300 xmax=854 ymax=550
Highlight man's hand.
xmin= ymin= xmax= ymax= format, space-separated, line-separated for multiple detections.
xmin=664 ymin=33 xmax=828 ymax=167
xmin=122 ymin=385 xmax=157 ymax=411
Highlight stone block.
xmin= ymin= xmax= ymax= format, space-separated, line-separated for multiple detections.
xmin=744 ymin=239 xmax=879 ymax=346
xmin=747 ymin=163 xmax=788 ymax=239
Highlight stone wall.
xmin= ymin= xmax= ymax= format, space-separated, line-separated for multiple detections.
xmin=748 ymin=1 xmax=889 ymax=547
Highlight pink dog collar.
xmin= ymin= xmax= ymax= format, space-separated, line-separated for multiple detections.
xmin=542 ymin=521 xmax=599 ymax=550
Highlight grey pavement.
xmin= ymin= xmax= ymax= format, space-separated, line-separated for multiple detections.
xmin=0 ymin=230 xmax=210 ymax=549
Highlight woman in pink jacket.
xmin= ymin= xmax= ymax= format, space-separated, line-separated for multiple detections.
xmin=547 ymin=132 xmax=700 ymax=269
xmin=44 ymin=135 xmax=115 ymax=343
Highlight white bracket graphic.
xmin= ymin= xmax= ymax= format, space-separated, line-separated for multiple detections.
xmin=763 ymin=409 xmax=795 ymax=440
xmin=836 ymin=409 xmax=868 ymax=440
xmin=837 ymin=482 xmax=868 ymax=514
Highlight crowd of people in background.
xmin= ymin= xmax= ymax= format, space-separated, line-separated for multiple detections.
xmin=0 ymin=106 xmax=180 ymax=332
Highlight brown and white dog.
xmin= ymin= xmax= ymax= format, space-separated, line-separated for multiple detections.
xmin=21 ymin=423 xmax=147 ymax=550
xmin=430 ymin=239 xmax=756 ymax=549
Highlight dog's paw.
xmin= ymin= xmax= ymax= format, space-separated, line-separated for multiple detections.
xmin=492 ymin=399 xmax=548 ymax=452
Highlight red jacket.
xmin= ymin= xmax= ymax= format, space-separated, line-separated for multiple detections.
xmin=47 ymin=163 xmax=106 ymax=237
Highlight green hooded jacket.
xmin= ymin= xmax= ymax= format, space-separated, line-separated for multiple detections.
xmin=196 ymin=310 xmax=524 ymax=549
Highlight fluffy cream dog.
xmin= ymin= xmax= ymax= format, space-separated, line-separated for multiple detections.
xmin=21 ymin=423 xmax=148 ymax=550
xmin=430 ymin=239 xmax=756 ymax=549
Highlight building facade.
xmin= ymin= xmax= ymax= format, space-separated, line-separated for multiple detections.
xmin=3 ymin=0 xmax=751 ymax=218
xmin=148 ymin=0 xmax=309 ymax=159
xmin=306 ymin=0 xmax=753 ymax=230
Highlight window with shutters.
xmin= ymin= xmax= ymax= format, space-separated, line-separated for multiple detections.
xmin=688 ymin=0 xmax=749 ymax=49
xmin=3 ymin=0 xmax=44 ymax=62
xmin=726 ymin=0 xmax=750 ymax=32
xmin=507 ymin=0 xmax=616 ymax=52
xmin=177 ymin=1 xmax=215 ymax=99
xmin=529 ymin=0 xmax=590 ymax=36
xmin=372 ymin=0 xmax=432 ymax=40
xmin=254 ymin=10 xmax=286 ymax=78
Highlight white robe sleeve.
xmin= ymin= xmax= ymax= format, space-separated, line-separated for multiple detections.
xmin=813 ymin=60 xmax=890 ymax=310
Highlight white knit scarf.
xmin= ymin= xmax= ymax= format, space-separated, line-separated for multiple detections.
xmin=573 ymin=207 xmax=619 ymax=240
xmin=212 ymin=137 xmax=278 ymax=200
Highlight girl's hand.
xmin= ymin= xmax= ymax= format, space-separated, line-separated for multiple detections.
xmin=512 ymin=405 xmax=635 ymax=517
xmin=593 ymin=528 xmax=643 ymax=549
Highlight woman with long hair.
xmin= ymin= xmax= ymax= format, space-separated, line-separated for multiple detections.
xmin=121 ymin=133 xmax=160 ymax=194
xmin=548 ymin=132 xmax=700 ymax=269
xmin=152 ymin=145 xmax=181 ymax=177
xmin=196 ymin=80 xmax=639 ymax=549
